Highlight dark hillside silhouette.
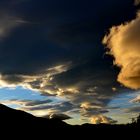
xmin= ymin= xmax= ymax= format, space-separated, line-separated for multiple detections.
xmin=0 ymin=103 xmax=140 ymax=134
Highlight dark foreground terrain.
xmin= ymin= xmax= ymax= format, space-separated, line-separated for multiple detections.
xmin=0 ymin=104 xmax=139 ymax=136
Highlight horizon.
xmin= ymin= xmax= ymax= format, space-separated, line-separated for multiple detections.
xmin=0 ymin=0 xmax=140 ymax=125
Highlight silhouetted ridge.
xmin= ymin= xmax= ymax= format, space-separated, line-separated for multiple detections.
xmin=0 ymin=104 xmax=69 ymax=129
xmin=0 ymin=104 xmax=140 ymax=131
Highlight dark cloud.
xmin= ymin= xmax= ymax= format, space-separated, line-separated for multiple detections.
xmin=0 ymin=99 xmax=75 ymax=115
xmin=43 ymin=113 xmax=71 ymax=120
xmin=0 ymin=0 xmax=136 ymax=75
xmin=2 ymin=100 xmax=74 ymax=114
xmin=81 ymin=109 xmax=109 ymax=117
xmin=24 ymin=102 xmax=75 ymax=112
xmin=24 ymin=100 xmax=52 ymax=106
xmin=0 ymin=0 xmax=138 ymax=123
xmin=0 ymin=99 xmax=53 ymax=107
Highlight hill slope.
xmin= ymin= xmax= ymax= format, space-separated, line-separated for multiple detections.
xmin=0 ymin=104 xmax=140 ymax=132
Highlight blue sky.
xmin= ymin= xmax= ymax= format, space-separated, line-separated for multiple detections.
xmin=0 ymin=87 xmax=44 ymax=101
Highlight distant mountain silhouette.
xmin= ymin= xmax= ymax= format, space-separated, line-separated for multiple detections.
xmin=0 ymin=103 xmax=140 ymax=133
xmin=0 ymin=104 xmax=70 ymax=129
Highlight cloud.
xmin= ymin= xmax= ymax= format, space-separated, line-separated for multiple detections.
xmin=25 ymin=100 xmax=53 ymax=106
xmin=0 ymin=63 xmax=71 ymax=94
xmin=43 ymin=113 xmax=71 ymax=120
xmin=0 ymin=60 xmax=126 ymax=119
xmin=103 ymin=11 xmax=140 ymax=89
xmin=134 ymin=0 xmax=140 ymax=5
xmin=125 ymin=106 xmax=140 ymax=113
xmin=0 ymin=14 xmax=21 ymax=38
xmin=0 ymin=99 xmax=53 ymax=107
xmin=0 ymin=1 xmax=29 ymax=39
xmin=23 ymin=102 xmax=74 ymax=112
xmin=1 ymin=99 xmax=72 ymax=120
xmin=130 ymin=95 xmax=140 ymax=103
xmin=1 ymin=99 xmax=75 ymax=115
xmin=0 ymin=0 xmax=137 ymax=124
xmin=90 ymin=115 xmax=117 ymax=124
xmin=80 ymin=102 xmax=109 ymax=117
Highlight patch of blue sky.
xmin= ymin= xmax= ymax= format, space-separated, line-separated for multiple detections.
xmin=106 ymin=90 xmax=140 ymax=124
xmin=0 ymin=86 xmax=44 ymax=101
xmin=0 ymin=86 xmax=64 ymax=103
xmin=108 ymin=91 xmax=140 ymax=109
xmin=0 ymin=86 xmax=67 ymax=110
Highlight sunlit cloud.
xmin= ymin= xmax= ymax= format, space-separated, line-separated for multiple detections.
xmin=90 ymin=115 xmax=117 ymax=124
xmin=43 ymin=113 xmax=71 ymax=120
xmin=0 ymin=63 xmax=71 ymax=94
xmin=103 ymin=11 xmax=140 ymax=89
xmin=0 ymin=60 xmax=117 ymax=121
xmin=130 ymin=95 xmax=140 ymax=103
xmin=0 ymin=0 xmax=138 ymax=125
xmin=80 ymin=102 xmax=102 ymax=110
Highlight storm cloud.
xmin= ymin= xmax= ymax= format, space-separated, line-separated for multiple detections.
xmin=0 ymin=0 xmax=138 ymax=124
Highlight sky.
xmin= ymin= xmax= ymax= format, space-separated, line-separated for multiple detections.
xmin=0 ymin=0 xmax=140 ymax=125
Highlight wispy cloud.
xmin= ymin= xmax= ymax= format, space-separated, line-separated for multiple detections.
xmin=0 ymin=0 xmax=137 ymax=124
xmin=130 ymin=95 xmax=140 ymax=103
